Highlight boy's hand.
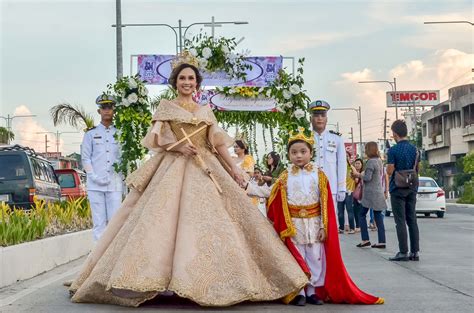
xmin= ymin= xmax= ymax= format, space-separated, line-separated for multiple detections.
xmin=317 ymin=228 xmax=326 ymax=242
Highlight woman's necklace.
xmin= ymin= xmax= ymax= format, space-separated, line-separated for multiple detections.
xmin=175 ymin=99 xmax=196 ymax=111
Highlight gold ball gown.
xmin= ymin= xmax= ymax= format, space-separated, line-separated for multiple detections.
xmin=69 ymin=100 xmax=308 ymax=307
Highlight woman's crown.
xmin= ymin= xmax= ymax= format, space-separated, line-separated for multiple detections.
xmin=288 ymin=127 xmax=315 ymax=146
xmin=171 ymin=50 xmax=200 ymax=69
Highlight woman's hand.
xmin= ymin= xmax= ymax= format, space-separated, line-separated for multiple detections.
xmin=262 ymin=175 xmax=273 ymax=182
xmin=317 ymin=228 xmax=327 ymax=242
xmin=384 ymin=190 xmax=388 ymax=199
xmin=177 ymin=143 xmax=198 ymax=157
xmin=231 ymin=166 xmax=245 ymax=186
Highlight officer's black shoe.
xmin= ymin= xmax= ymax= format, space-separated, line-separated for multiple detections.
xmin=290 ymin=295 xmax=306 ymax=306
xmin=306 ymin=294 xmax=324 ymax=305
xmin=389 ymin=252 xmax=409 ymax=261
xmin=409 ymin=252 xmax=420 ymax=261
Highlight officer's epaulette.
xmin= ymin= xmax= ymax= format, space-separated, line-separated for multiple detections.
xmin=85 ymin=126 xmax=96 ymax=132
xmin=329 ymin=130 xmax=342 ymax=136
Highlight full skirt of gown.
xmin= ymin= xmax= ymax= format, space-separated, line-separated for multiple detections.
xmin=69 ymin=110 xmax=308 ymax=307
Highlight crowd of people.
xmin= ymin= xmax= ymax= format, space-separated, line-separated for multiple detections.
xmin=69 ymin=52 xmax=420 ymax=308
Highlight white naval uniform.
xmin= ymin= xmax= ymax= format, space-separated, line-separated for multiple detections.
xmin=314 ymin=129 xmax=347 ymax=226
xmin=287 ymin=164 xmax=326 ymax=288
xmin=81 ymin=123 xmax=123 ymax=241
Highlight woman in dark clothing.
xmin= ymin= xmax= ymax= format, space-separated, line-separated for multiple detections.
xmin=261 ymin=151 xmax=285 ymax=187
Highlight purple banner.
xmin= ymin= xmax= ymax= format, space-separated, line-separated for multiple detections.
xmin=137 ymin=55 xmax=282 ymax=87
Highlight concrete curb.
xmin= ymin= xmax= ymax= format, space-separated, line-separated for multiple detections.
xmin=0 ymin=230 xmax=92 ymax=288
xmin=447 ymin=202 xmax=474 ymax=208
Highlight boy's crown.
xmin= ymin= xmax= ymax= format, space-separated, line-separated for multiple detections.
xmin=288 ymin=127 xmax=315 ymax=146
xmin=171 ymin=50 xmax=200 ymax=69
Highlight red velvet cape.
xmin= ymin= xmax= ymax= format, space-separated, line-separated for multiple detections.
xmin=267 ymin=170 xmax=384 ymax=304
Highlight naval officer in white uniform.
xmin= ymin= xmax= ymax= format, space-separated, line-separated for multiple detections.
xmin=81 ymin=95 xmax=123 ymax=241
xmin=309 ymin=100 xmax=347 ymax=227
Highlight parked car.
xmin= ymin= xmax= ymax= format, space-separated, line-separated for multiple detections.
xmin=55 ymin=168 xmax=87 ymax=200
xmin=0 ymin=145 xmax=61 ymax=209
xmin=386 ymin=176 xmax=446 ymax=218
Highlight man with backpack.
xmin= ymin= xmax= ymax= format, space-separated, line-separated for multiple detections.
xmin=386 ymin=120 xmax=420 ymax=262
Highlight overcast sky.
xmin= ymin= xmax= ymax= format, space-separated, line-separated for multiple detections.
xmin=1 ymin=0 xmax=472 ymax=155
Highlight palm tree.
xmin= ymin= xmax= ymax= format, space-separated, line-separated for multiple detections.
xmin=150 ymin=87 xmax=178 ymax=111
xmin=0 ymin=126 xmax=14 ymax=145
xmin=50 ymin=103 xmax=95 ymax=131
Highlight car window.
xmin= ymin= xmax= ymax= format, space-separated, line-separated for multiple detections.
xmin=38 ymin=162 xmax=49 ymax=182
xmin=31 ymin=158 xmax=42 ymax=180
xmin=0 ymin=154 xmax=28 ymax=180
xmin=58 ymin=173 xmax=76 ymax=188
xmin=45 ymin=164 xmax=58 ymax=184
xmin=419 ymin=179 xmax=437 ymax=188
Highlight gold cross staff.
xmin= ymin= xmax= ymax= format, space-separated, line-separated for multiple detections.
xmin=166 ymin=126 xmax=222 ymax=194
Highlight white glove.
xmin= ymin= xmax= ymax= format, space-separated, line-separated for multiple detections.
xmin=336 ymin=191 xmax=346 ymax=202
xmin=88 ymin=173 xmax=110 ymax=186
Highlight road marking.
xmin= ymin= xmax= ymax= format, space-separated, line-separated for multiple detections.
xmin=0 ymin=265 xmax=80 ymax=307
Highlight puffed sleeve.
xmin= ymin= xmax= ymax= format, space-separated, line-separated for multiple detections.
xmin=141 ymin=120 xmax=177 ymax=151
xmin=208 ymin=124 xmax=234 ymax=148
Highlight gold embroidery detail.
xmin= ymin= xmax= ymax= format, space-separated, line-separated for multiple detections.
xmin=288 ymin=203 xmax=321 ymax=218
xmin=318 ymin=171 xmax=329 ymax=233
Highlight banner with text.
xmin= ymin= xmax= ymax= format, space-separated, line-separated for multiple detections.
xmin=196 ymin=90 xmax=277 ymax=111
xmin=137 ymin=55 xmax=282 ymax=87
xmin=386 ymin=90 xmax=440 ymax=107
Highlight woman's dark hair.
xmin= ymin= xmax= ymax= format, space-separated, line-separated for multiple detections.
xmin=391 ymin=119 xmax=408 ymax=138
xmin=254 ymin=167 xmax=263 ymax=174
xmin=235 ymin=140 xmax=249 ymax=155
xmin=287 ymin=140 xmax=313 ymax=152
xmin=168 ymin=64 xmax=203 ymax=90
xmin=365 ymin=141 xmax=380 ymax=158
xmin=354 ymin=158 xmax=364 ymax=172
xmin=266 ymin=151 xmax=280 ymax=171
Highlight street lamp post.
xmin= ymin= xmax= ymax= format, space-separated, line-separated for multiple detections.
xmin=358 ymin=78 xmax=398 ymax=119
xmin=112 ymin=17 xmax=249 ymax=72
xmin=0 ymin=114 xmax=37 ymax=144
xmin=332 ymin=107 xmax=363 ymax=156
xmin=424 ymin=20 xmax=473 ymax=26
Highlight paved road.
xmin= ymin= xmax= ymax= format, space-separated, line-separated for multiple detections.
xmin=1 ymin=204 xmax=473 ymax=312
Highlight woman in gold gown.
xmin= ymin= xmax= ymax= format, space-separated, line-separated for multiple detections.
xmin=69 ymin=57 xmax=307 ymax=307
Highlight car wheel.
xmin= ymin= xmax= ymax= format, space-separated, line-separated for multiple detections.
xmin=424 ymin=213 xmax=430 ymax=217
xmin=385 ymin=211 xmax=391 ymax=217
xmin=436 ymin=211 xmax=445 ymax=218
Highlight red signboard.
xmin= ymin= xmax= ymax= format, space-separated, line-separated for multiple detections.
xmin=386 ymin=90 xmax=440 ymax=107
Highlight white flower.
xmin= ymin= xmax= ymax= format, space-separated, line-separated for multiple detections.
xmin=266 ymin=89 xmax=272 ymax=97
xmin=293 ymin=109 xmax=305 ymax=119
xmin=221 ymin=45 xmax=230 ymax=54
xmin=202 ymin=47 xmax=212 ymax=59
xmin=282 ymin=89 xmax=292 ymax=100
xmin=228 ymin=88 xmax=236 ymax=94
xmin=189 ymin=48 xmax=198 ymax=56
xmin=140 ymin=86 xmax=149 ymax=96
xmin=198 ymin=58 xmax=208 ymax=69
xmin=128 ymin=78 xmax=138 ymax=89
xmin=284 ymin=102 xmax=292 ymax=108
xmin=258 ymin=87 xmax=264 ymax=93
xmin=275 ymin=104 xmax=285 ymax=113
xmin=127 ymin=93 xmax=138 ymax=103
xmin=289 ymin=84 xmax=301 ymax=95
xmin=121 ymin=99 xmax=130 ymax=107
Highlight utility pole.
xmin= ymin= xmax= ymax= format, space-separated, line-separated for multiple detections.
xmin=383 ymin=110 xmax=387 ymax=157
xmin=358 ymin=106 xmax=363 ymax=156
xmin=44 ymin=134 xmax=50 ymax=153
xmin=116 ymin=0 xmax=123 ymax=79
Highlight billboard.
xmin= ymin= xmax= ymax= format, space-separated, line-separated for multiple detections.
xmin=137 ymin=55 xmax=283 ymax=87
xmin=386 ymin=90 xmax=440 ymax=107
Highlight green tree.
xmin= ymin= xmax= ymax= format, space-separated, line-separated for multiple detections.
xmin=419 ymin=160 xmax=438 ymax=181
xmin=458 ymin=152 xmax=474 ymax=204
xmin=50 ymin=103 xmax=95 ymax=131
xmin=0 ymin=126 xmax=15 ymax=144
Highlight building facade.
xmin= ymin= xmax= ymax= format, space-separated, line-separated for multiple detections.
xmin=421 ymin=83 xmax=474 ymax=188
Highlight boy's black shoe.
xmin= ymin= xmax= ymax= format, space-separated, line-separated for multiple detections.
xmin=290 ymin=295 xmax=306 ymax=306
xmin=306 ymin=294 xmax=324 ymax=305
